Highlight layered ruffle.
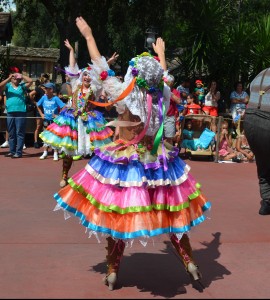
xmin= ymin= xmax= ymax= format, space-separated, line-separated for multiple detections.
xmin=54 ymin=179 xmax=211 ymax=240
xmin=39 ymin=108 xmax=113 ymax=155
xmin=53 ymin=141 xmax=211 ymax=240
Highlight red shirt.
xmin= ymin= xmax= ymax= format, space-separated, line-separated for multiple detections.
xmin=185 ymin=103 xmax=201 ymax=115
xmin=166 ymin=88 xmax=180 ymax=116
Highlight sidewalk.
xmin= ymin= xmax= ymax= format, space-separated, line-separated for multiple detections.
xmin=0 ymin=147 xmax=269 ymax=299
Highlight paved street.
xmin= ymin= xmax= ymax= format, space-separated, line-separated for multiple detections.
xmin=0 ymin=146 xmax=269 ymax=299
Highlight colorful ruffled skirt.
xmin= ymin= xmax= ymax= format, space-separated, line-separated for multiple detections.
xmin=40 ymin=108 xmax=113 ymax=156
xmin=54 ymin=140 xmax=211 ymax=243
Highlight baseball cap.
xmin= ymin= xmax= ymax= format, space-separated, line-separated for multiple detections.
xmin=43 ymin=82 xmax=55 ymax=89
xmin=195 ymin=80 xmax=203 ymax=85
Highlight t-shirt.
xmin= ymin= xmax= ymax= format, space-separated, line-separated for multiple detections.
xmin=177 ymin=85 xmax=189 ymax=100
xmin=194 ymin=87 xmax=205 ymax=103
xmin=5 ymin=82 xmax=27 ymax=113
xmin=34 ymin=86 xmax=45 ymax=102
xmin=204 ymin=91 xmax=220 ymax=107
xmin=37 ymin=95 xmax=65 ymax=120
xmin=185 ymin=103 xmax=201 ymax=115
xmin=248 ymin=67 xmax=270 ymax=112
xmin=166 ymin=88 xmax=180 ymax=116
xmin=230 ymin=90 xmax=248 ymax=113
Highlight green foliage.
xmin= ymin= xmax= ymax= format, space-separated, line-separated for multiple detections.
xmin=0 ymin=46 xmax=15 ymax=81
xmin=12 ymin=0 xmax=59 ymax=48
xmin=2 ymin=0 xmax=270 ymax=100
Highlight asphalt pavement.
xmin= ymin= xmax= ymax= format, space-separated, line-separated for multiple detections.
xmin=0 ymin=146 xmax=269 ymax=299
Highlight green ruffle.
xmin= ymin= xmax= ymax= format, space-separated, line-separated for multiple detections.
xmin=68 ymin=178 xmax=202 ymax=215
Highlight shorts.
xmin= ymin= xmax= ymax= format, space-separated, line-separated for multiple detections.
xmin=164 ymin=115 xmax=176 ymax=138
xmin=202 ymin=106 xmax=218 ymax=116
xmin=43 ymin=119 xmax=53 ymax=128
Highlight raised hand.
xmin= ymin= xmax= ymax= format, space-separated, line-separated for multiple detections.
xmin=76 ymin=16 xmax=92 ymax=40
xmin=107 ymin=52 xmax=119 ymax=65
xmin=64 ymin=39 xmax=73 ymax=51
xmin=152 ymin=37 xmax=165 ymax=56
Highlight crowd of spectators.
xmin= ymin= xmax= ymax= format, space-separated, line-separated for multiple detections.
xmin=0 ymin=67 xmax=253 ymax=163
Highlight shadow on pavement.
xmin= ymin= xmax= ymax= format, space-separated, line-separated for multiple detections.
xmin=91 ymin=232 xmax=231 ymax=297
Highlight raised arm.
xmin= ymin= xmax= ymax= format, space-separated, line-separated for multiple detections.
xmin=152 ymin=37 xmax=166 ymax=71
xmin=76 ymin=16 xmax=101 ymax=61
xmin=64 ymin=39 xmax=76 ymax=68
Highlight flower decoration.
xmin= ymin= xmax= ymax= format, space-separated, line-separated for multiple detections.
xmin=108 ymin=69 xmax=115 ymax=76
xmin=131 ymin=67 xmax=139 ymax=76
xmin=100 ymin=71 xmax=108 ymax=81
xmin=129 ymin=52 xmax=165 ymax=93
xmin=129 ymin=60 xmax=135 ymax=67
xmin=141 ymin=52 xmax=150 ymax=56
xmin=99 ymin=69 xmax=115 ymax=81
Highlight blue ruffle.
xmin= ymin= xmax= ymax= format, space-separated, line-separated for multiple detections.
xmin=88 ymin=155 xmax=188 ymax=185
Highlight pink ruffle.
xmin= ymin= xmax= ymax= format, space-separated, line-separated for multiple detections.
xmin=48 ymin=123 xmax=78 ymax=140
xmin=71 ymin=169 xmax=198 ymax=210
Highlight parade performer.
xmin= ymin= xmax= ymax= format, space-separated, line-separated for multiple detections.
xmin=53 ymin=16 xmax=211 ymax=291
xmin=40 ymin=39 xmax=115 ymax=188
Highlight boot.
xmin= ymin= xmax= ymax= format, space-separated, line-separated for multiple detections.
xmin=259 ymin=200 xmax=270 ymax=215
xmin=60 ymin=156 xmax=73 ymax=188
xmin=103 ymin=237 xmax=125 ymax=291
xmin=170 ymin=233 xmax=202 ymax=282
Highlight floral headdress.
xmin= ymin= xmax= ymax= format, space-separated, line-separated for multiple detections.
xmin=128 ymin=52 xmax=164 ymax=93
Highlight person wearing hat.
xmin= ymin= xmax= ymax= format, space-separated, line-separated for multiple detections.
xmin=37 ymin=82 xmax=66 ymax=161
xmin=52 ymin=16 xmax=211 ymax=291
xmin=194 ymin=79 xmax=206 ymax=107
xmin=0 ymin=67 xmax=33 ymax=158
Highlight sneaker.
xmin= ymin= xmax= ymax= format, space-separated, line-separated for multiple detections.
xmin=0 ymin=141 xmax=9 ymax=148
xmin=34 ymin=142 xmax=40 ymax=149
xmin=39 ymin=153 xmax=48 ymax=160
xmin=23 ymin=144 xmax=26 ymax=150
xmin=53 ymin=152 xmax=59 ymax=161
xmin=11 ymin=154 xmax=22 ymax=158
xmin=4 ymin=152 xmax=14 ymax=157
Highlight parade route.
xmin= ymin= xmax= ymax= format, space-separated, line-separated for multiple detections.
xmin=0 ymin=146 xmax=269 ymax=299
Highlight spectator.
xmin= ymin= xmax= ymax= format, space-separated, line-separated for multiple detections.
xmin=29 ymin=74 xmax=51 ymax=148
xmin=203 ymin=80 xmax=220 ymax=117
xmin=58 ymin=74 xmax=72 ymax=107
xmin=183 ymin=93 xmax=202 ymax=115
xmin=176 ymin=78 xmax=190 ymax=104
xmin=230 ymin=81 xmax=249 ymax=123
xmin=235 ymin=129 xmax=254 ymax=162
xmin=36 ymin=82 xmax=66 ymax=161
xmin=194 ymin=79 xmax=205 ymax=107
xmin=243 ymin=67 xmax=270 ymax=215
xmin=0 ymin=67 xmax=33 ymax=158
xmin=218 ymin=120 xmax=240 ymax=162
xmin=164 ymin=74 xmax=181 ymax=145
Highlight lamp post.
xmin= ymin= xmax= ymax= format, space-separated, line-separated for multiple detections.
xmin=144 ymin=26 xmax=158 ymax=54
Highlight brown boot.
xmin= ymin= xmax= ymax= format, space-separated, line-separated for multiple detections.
xmin=60 ymin=156 xmax=73 ymax=188
xmin=103 ymin=237 xmax=125 ymax=291
xmin=170 ymin=233 xmax=202 ymax=282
